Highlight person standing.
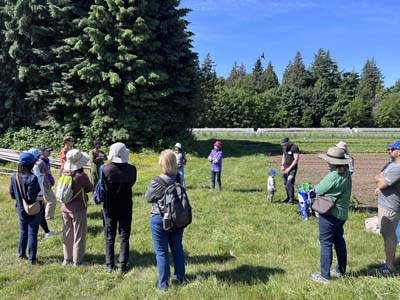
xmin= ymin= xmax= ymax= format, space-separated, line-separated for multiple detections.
xmin=28 ymin=148 xmax=56 ymax=238
xmin=38 ymin=145 xmax=57 ymax=220
xmin=9 ymin=153 xmax=43 ymax=264
xmin=174 ymin=143 xmax=187 ymax=188
xmin=310 ymin=147 xmax=352 ymax=284
xmin=145 ymin=150 xmax=187 ymax=291
xmin=374 ymin=140 xmax=400 ymax=275
xmin=336 ymin=141 xmax=355 ymax=176
xmin=89 ymin=140 xmax=107 ymax=186
xmin=59 ymin=135 xmax=74 ymax=174
xmin=208 ymin=141 xmax=223 ymax=191
xmin=61 ymin=149 xmax=94 ymax=266
xmin=280 ymin=137 xmax=300 ymax=204
xmin=102 ymin=142 xmax=137 ymax=273
xmin=267 ymin=169 xmax=277 ymax=202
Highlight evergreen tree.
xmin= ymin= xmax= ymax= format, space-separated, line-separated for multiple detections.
xmin=74 ymin=0 xmax=198 ymax=144
xmin=225 ymin=61 xmax=246 ymax=88
xmin=374 ymin=92 xmax=400 ymax=127
xmin=357 ymin=58 xmax=384 ymax=126
xmin=322 ymin=71 xmax=359 ymax=127
xmin=196 ymin=53 xmax=220 ymax=127
xmin=282 ymin=51 xmax=308 ymax=88
xmin=309 ymin=49 xmax=340 ymax=89
xmin=342 ymin=96 xmax=369 ymax=127
xmin=251 ymin=58 xmax=264 ymax=93
xmin=262 ymin=61 xmax=279 ymax=90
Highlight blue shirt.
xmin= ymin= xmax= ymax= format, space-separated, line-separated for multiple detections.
xmin=9 ymin=173 xmax=41 ymax=216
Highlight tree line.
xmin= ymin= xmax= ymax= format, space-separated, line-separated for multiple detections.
xmin=0 ymin=0 xmax=198 ymax=147
xmin=1 ymin=1 xmax=399 ymax=149
xmin=197 ymin=51 xmax=400 ymax=129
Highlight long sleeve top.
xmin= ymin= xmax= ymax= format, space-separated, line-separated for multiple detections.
xmin=145 ymin=174 xmax=176 ymax=216
xmin=208 ymin=149 xmax=223 ymax=172
xmin=10 ymin=173 xmax=41 ymax=216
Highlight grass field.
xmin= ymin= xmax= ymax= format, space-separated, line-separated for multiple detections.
xmin=0 ymin=134 xmax=399 ymax=300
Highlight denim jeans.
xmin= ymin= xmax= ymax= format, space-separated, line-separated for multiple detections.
xmin=18 ymin=208 xmax=42 ymax=261
xmin=319 ymin=214 xmax=347 ymax=279
xmin=103 ymin=211 xmax=132 ymax=267
xmin=177 ymin=167 xmax=185 ymax=188
xmin=150 ymin=214 xmax=185 ymax=289
xmin=211 ymin=171 xmax=222 ymax=191
xmin=282 ymin=169 xmax=297 ymax=200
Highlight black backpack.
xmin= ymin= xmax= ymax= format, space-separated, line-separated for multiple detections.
xmin=153 ymin=176 xmax=192 ymax=231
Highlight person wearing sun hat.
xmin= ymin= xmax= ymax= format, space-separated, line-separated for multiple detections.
xmin=374 ymin=140 xmax=400 ymax=275
xmin=9 ymin=152 xmax=42 ymax=264
xmin=28 ymin=148 xmax=56 ymax=238
xmin=208 ymin=140 xmax=223 ymax=191
xmin=310 ymin=146 xmax=352 ymax=284
xmin=174 ymin=142 xmax=187 ymax=188
xmin=60 ymin=149 xmax=94 ymax=267
xmin=37 ymin=145 xmax=57 ymax=220
xmin=102 ymin=142 xmax=137 ymax=273
xmin=336 ymin=141 xmax=355 ymax=175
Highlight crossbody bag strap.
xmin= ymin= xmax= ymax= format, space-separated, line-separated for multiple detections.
xmin=15 ymin=172 xmax=27 ymax=204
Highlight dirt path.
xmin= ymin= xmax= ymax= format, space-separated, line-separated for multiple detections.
xmin=272 ymin=153 xmax=390 ymax=207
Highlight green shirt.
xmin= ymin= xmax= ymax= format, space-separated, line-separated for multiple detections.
xmin=315 ymin=166 xmax=352 ymax=221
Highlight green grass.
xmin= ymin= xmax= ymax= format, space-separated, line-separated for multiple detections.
xmin=0 ymin=135 xmax=399 ymax=299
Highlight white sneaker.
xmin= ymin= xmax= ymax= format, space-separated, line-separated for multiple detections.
xmin=44 ymin=231 xmax=56 ymax=238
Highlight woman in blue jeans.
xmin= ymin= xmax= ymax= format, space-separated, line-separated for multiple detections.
xmin=9 ymin=153 xmax=42 ymax=264
xmin=145 ymin=149 xmax=186 ymax=291
xmin=310 ymin=146 xmax=352 ymax=284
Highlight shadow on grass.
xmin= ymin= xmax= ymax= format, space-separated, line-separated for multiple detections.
xmin=353 ymin=206 xmax=378 ymax=213
xmin=190 ymin=264 xmax=285 ymax=284
xmin=232 ymin=188 xmax=264 ymax=193
xmin=186 ymin=252 xmax=235 ymax=264
xmin=349 ymin=257 xmax=400 ymax=277
xmin=189 ymin=139 xmax=281 ymax=158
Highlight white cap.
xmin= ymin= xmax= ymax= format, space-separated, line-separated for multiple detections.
xmin=64 ymin=149 xmax=89 ymax=171
xmin=175 ymin=143 xmax=182 ymax=149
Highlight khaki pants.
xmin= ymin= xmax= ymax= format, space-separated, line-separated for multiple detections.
xmin=44 ymin=186 xmax=57 ymax=220
xmin=62 ymin=209 xmax=87 ymax=265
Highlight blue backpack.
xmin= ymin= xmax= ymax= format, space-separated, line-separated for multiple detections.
xmin=92 ymin=165 xmax=107 ymax=205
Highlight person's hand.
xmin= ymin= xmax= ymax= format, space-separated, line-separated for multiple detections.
xmin=280 ymin=165 xmax=285 ymax=171
xmin=374 ymin=188 xmax=380 ymax=195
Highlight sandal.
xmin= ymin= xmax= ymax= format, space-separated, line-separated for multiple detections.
xmin=376 ymin=264 xmax=396 ymax=276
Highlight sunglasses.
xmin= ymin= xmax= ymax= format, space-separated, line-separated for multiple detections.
xmin=387 ymin=147 xmax=400 ymax=152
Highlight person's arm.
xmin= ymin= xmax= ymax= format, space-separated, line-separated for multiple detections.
xmin=285 ymin=152 xmax=299 ymax=174
xmin=9 ymin=178 xmax=15 ymax=199
xmin=82 ymin=174 xmax=94 ymax=193
xmin=280 ymin=154 xmax=285 ymax=171
xmin=315 ymin=172 xmax=335 ymax=196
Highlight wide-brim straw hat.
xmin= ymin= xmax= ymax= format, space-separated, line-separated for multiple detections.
xmin=64 ymin=149 xmax=89 ymax=171
xmin=318 ymin=146 xmax=352 ymax=165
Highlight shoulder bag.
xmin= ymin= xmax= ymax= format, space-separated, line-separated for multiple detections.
xmin=16 ymin=173 xmax=41 ymax=216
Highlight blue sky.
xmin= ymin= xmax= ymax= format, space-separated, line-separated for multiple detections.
xmin=180 ymin=0 xmax=399 ymax=87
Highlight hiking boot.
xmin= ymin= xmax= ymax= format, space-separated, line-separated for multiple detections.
xmin=73 ymin=261 xmax=88 ymax=267
xmin=310 ymin=273 xmax=329 ymax=284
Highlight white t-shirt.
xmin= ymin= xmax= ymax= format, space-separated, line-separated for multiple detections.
xmin=267 ymin=176 xmax=276 ymax=192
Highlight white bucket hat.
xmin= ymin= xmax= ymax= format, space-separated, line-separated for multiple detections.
xmin=64 ymin=149 xmax=89 ymax=171
xmin=318 ymin=147 xmax=352 ymax=165
xmin=108 ymin=142 xmax=130 ymax=163
xmin=175 ymin=143 xmax=182 ymax=149
xmin=336 ymin=141 xmax=348 ymax=152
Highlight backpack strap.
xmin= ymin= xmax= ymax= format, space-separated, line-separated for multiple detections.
xmin=153 ymin=176 xmax=168 ymax=188
xmin=153 ymin=176 xmax=169 ymax=216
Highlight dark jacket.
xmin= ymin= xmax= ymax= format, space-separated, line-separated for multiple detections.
xmin=10 ymin=173 xmax=41 ymax=217
xmin=103 ymin=162 xmax=137 ymax=217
